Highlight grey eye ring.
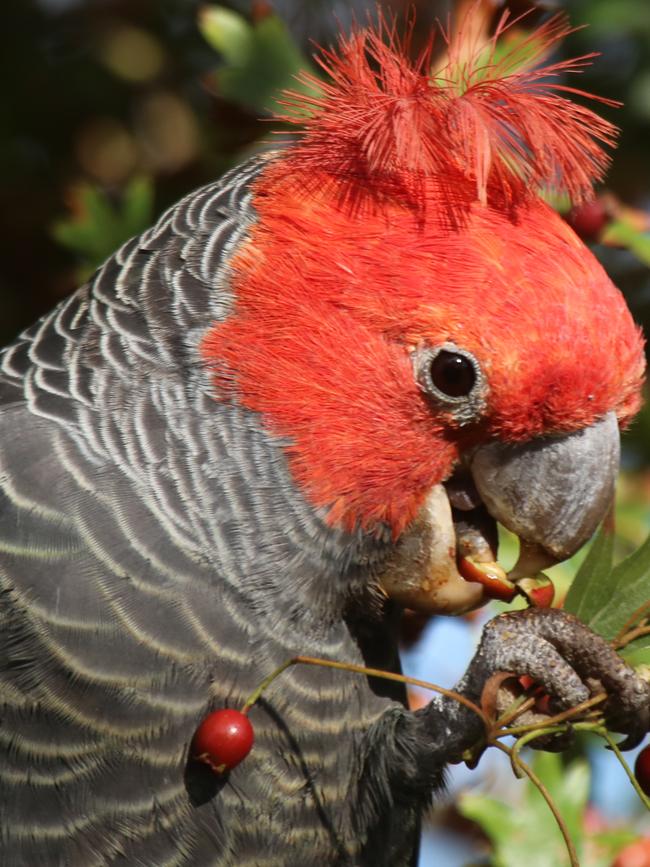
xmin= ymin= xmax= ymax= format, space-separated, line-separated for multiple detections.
xmin=415 ymin=343 xmax=487 ymax=423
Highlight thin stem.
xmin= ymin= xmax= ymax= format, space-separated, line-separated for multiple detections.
xmin=298 ymin=656 xmax=489 ymax=724
xmin=615 ymin=624 xmax=650 ymax=650
xmin=614 ymin=600 xmax=650 ymax=646
xmin=601 ymin=730 xmax=650 ymax=811
xmin=494 ymin=694 xmax=537 ymax=729
xmin=508 ymin=726 xmax=567 ymax=778
xmin=237 ymin=652 xmax=646 ymax=857
xmin=240 ymin=657 xmax=296 ymax=714
xmin=240 ymin=655 xmax=489 ymax=728
xmin=492 ymin=740 xmax=580 ymax=867
xmin=500 ymin=693 xmax=606 ymax=737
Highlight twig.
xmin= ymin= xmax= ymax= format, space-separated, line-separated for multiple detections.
xmin=241 ymin=655 xmax=489 ymax=727
xmin=613 ymin=600 xmax=650 ymax=646
xmin=492 ymin=740 xmax=580 ymax=867
xmin=500 ymin=693 xmax=606 ymax=737
xmin=495 ymin=693 xmax=537 ymax=729
xmin=601 ymin=730 xmax=650 ymax=811
xmin=508 ymin=726 xmax=567 ymax=778
xmin=615 ymin=624 xmax=650 ymax=650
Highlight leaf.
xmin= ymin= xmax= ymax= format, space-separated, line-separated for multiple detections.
xmin=52 ymin=177 xmax=154 ymax=274
xmin=459 ymin=793 xmax=529 ymax=867
xmin=459 ymin=754 xmax=591 ymax=867
xmin=53 ymin=187 xmax=114 ymax=262
xmin=199 ymin=7 xmax=252 ymax=66
xmin=120 ymin=176 xmax=154 ymax=239
xmin=530 ymin=748 xmax=564 ymax=793
xmin=458 ymin=793 xmax=515 ymax=848
xmin=588 ymin=0 xmax=650 ymax=36
xmin=588 ymin=533 xmax=650 ymax=641
xmin=564 ymin=527 xmax=615 ymax=623
xmin=621 ymin=638 xmax=650 ymax=667
xmin=199 ymin=6 xmax=320 ymax=115
xmin=601 ymin=218 xmax=650 ymax=267
xmin=528 ymin=753 xmax=590 ymax=847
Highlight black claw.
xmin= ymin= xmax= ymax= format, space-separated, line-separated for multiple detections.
xmin=610 ymin=727 xmax=646 ymax=752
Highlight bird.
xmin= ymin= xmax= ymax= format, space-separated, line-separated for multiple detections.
xmin=1 ymin=11 xmax=648 ymax=867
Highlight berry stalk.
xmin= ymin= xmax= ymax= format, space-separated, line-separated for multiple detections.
xmin=239 ymin=654 xmax=488 ymax=723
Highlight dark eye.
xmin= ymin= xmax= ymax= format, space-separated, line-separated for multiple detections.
xmin=429 ymin=350 xmax=476 ymax=397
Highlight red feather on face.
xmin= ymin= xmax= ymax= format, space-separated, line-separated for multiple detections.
xmin=202 ymin=13 xmax=645 ymax=537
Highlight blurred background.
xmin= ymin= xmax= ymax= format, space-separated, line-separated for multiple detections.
xmin=3 ymin=0 xmax=650 ymax=864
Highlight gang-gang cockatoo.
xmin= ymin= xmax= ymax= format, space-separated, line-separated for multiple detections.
xmin=0 ymin=12 xmax=648 ymax=867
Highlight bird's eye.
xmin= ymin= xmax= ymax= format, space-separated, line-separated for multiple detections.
xmin=429 ymin=350 xmax=476 ymax=397
xmin=415 ymin=344 xmax=485 ymax=421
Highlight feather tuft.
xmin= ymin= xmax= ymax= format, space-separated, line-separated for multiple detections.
xmin=275 ymin=11 xmax=619 ymax=207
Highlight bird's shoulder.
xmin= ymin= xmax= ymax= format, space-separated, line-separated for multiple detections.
xmin=0 ymin=153 xmax=271 ymax=415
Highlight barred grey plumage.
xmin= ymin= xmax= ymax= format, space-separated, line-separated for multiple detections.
xmin=1 ymin=151 xmax=649 ymax=867
xmin=0 ymin=154 xmax=416 ymax=865
xmin=0 ymin=161 xmax=364 ymax=867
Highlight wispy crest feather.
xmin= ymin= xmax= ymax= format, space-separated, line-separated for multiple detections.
xmin=277 ymin=12 xmax=618 ymax=206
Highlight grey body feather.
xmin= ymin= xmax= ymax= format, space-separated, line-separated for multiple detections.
xmin=0 ymin=157 xmax=426 ymax=865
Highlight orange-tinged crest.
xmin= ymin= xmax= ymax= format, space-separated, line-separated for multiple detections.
xmin=277 ymin=11 xmax=618 ymax=207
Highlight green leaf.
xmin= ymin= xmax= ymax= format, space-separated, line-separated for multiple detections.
xmin=589 ymin=533 xmax=650 ymax=640
xmin=120 ymin=176 xmax=154 ymax=239
xmin=587 ymin=0 xmax=650 ymax=37
xmin=198 ymin=7 xmax=253 ymax=66
xmin=458 ymin=794 xmax=515 ymax=847
xmin=530 ymin=748 xmax=564 ymax=793
xmin=564 ymin=527 xmax=615 ymax=623
xmin=621 ymin=639 xmax=650 ymax=667
xmin=199 ymin=5 xmax=320 ymax=115
xmin=528 ymin=754 xmax=590 ymax=846
xmin=459 ymin=754 xmax=591 ymax=867
xmin=601 ymin=218 xmax=650 ymax=267
xmin=487 ymin=28 xmax=553 ymax=76
xmin=52 ymin=177 xmax=154 ymax=274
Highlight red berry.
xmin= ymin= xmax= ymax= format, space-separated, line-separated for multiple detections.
xmin=635 ymin=744 xmax=650 ymax=797
xmin=613 ymin=837 xmax=650 ymax=867
xmin=518 ymin=675 xmax=535 ymax=691
xmin=566 ymin=199 xmax=609 ymax=241
xmin=516 ymin=574 xmax=555 ymax=609
xmin=517 ymin=675 xmax=551 ymax=714
xmin=192 ymin=709 xmax=254 ymax=774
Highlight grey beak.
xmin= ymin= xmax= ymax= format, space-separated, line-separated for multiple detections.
xmin=470 ymin=412 xmax=620 ymax=578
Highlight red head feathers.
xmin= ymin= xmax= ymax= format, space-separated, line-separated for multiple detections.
xmin=202 ymin=13 xmax=645 ymax=535
xmin=275 ymin=11 xmax=618 ymax=208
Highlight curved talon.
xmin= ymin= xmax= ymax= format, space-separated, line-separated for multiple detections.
xmin=614 ymin=730 xmax=647 ymax=752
